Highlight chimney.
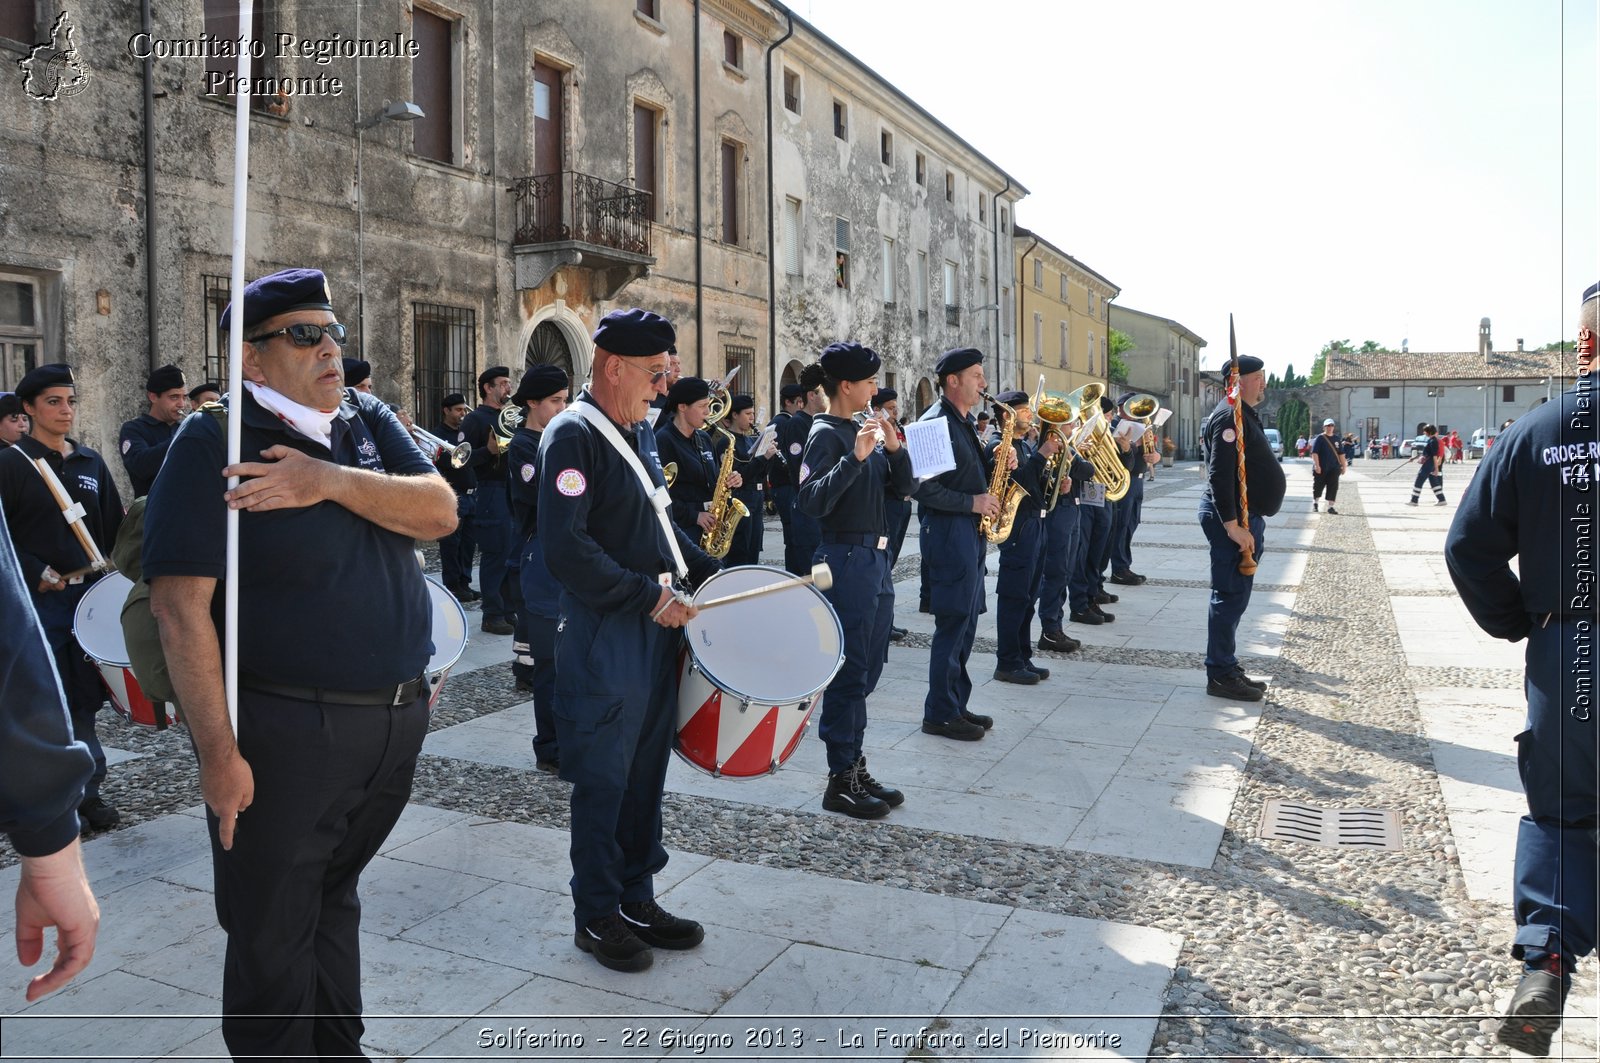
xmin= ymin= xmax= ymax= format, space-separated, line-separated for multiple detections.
xmin=1517 ymin=338 xmax=1524 ymax=352
xmin=1479 ymin=317 xmax=1492 ymax=362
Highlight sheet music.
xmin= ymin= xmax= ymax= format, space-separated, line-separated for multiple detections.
xmin=904 ymin=418 xmax=957 ymax=479
xmin=1113 ymin=418 xmax=1147 ymax=443
xmin=1153 ymin=407 xmax=1174 ymax=428
xmin=642 ymin=407 xmax=662 ymax=429
xmin=752 ymin=423 xmax=778 ymax=457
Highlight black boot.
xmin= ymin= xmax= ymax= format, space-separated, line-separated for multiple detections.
xmin=854 ymin=756 xmax=904 ymax=807
xmin=823 ymin=767 xmax=890 ymax=818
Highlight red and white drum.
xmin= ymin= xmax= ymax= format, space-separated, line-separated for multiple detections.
xmin=674 ymin=564 xmax=844 ymax=778
xmin=73 ymin=572 xmax=176 ymax=728
xmin=424 ymin=575 xmax=469 ymax=710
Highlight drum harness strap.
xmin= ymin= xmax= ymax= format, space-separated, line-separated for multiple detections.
xmin=561 ymin=401 xmax=693 ymax=618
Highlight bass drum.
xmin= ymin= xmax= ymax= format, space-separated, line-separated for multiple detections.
xmin=73 ymin=572 xmax=177 ymax=728
xmin=674 ymin=564 xmax=844 ymax=778
xmin=424 ymin=574 xmax=469 ymax=710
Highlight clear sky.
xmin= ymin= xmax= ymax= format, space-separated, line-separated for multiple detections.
xmin=793 ymin=0 xmax=1598 ymax=376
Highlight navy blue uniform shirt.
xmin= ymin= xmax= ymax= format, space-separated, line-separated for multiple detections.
xmin=1421 ymin=435 xmax=1442 ymax=469
xmin=796 ymin=414 xmax=915 ymax=533
xmin=461 ymin=404 xmax=510 ymax=483
xmin=987 ymin=434 xmax=1048 ymax=518
xmin=430 ymin=420 xmax=477 ymax=496
xmin=1310 ymin=432 xmax=1342 ymax=471
xmin=1200 ymin=398 xmax=1286 ymax=520
xmin=766 ymin=413 xmax=793 ymax=487
xmin=777 ymin=410 xmax=813 ymax=483
xmin=655 ymin=420 xmax=720 ymax=533
xmin=1446 ymin=378 xmax=1600 ymax=640
xmin=720 ymin=429 xmax=769 ymax=507
xmin=537 ymin=392 xmax=717 ymax=616
xmin=0 ymin=500 xmax=94 ymax=856
xmin=914 ymin=396 xmax=991 ymax=513
xmin=508 ymin=424 xmax=543 ymax=539
xmin=0 ymin=435 xmax=123 ymax=588
xmin=118 ymin=412 xmax=177 ymax=497
xmin=142 ymin=387 xmax=437 ymax=690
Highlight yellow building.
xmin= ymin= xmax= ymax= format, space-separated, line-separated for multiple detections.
xmin=1011 ymin=227 xmax=1119 ymax=401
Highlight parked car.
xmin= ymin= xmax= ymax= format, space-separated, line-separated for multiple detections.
xmin=1399 ymin=435 xmax=1429 ymax=459
xmin=1262 ymin=428 xmax=1283 ymax=462
xmin=1468 ymin=428 xmax=1498 ymax=459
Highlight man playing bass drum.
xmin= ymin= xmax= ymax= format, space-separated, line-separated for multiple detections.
xmin=795 ymin=342 xmax=914 ymax=819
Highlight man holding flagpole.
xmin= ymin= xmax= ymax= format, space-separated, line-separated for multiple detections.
xmin=1197 ymin=339 xmax=1284 ymax=702
xmin=145 ymin=268 xmax=457 ymax=1059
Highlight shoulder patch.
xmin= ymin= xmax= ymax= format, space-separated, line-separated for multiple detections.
xmin=799 ymin=462 xmax=811 ymax=483
xmin=555 ymin=468 xmax=586 ymax=497
xmin=789 ymin=441 xmax=802 ymax=456
xmin=520 ymin=462 xmax=535 ymax=483
xmin=1222 ymin=428 xmax=1236 ymax=443
xmin=120 ymin=439 xmax=131 ymax=454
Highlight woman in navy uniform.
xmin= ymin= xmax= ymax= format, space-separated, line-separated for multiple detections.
xmin=0 ymin=363 xmax=123 ymax=830
xmin=656 ymin=376 xmax=743 ymax=538
xmin=1197 ymin=354 xmax=1285 ymax=702
xmin=117 ymin=363 xmax=188 ymax=497
xmin=538 ymin=308 xmax=719 ymax=974
xmin=914 ymin=347 xmax=1005 ymax=742
xmin=507 ymin=364 xmax=570 ymax=772
xmin=987 ymin=390 xmax=1057 ymax=685
xmin=795 ymin=342 xmax=913 ymax=818
xmin=717 ymin=393 xmax=772 ymax=567
xmin=1445 ymin=281 xmax=1599 ymax=1056
xmin=143 ymin=268 xmax=458 ymax=1058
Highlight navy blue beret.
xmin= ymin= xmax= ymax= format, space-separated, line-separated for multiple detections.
xmin=513 ymin=363 xmax=569 ymax=404
xmin=441 ymin=392 xmax=468 ymax=409
xmin=144 ymin=364 xmax=186 ymax=394
xmin=730 ymin=393 xmax=755 ymax=413
xmin=477 ymin=366 xmax=510 ymax=390
xmin=0 ymin=393 xmax=20 ymax=418
xmin=872 ymin=387 xmax=898 ymax=406
xmin=934 ymin=347 xmax=983 ymax=379
xmin=16 ymin=363 xmax=74 ymax=402
xmin=220 ymin=268 xmax=334 ymax=333
xmin=993 ymin=389 xmax=1028 ymax=411
xmin=593 ymin=308 xmax=676 ymax=358
xmin=819 ymin=341 xmax=881 ymax=383
xmin=780 ymin=383 xmax=806 ymax=401
xmin=1236 ymin=355 xmax=1265 ymax=375
xmin=665 ymin=376 xmax=711 ymax=410
xmin=342 ymin=358 xmax=371 ymax=386
xmin=188 ymin=381 xmax=220 ymax=402
xmin=1099 ymin=394 xmax=1116 ymax=414
xmin=1583 ymin=281 xmax=1599 ymax=305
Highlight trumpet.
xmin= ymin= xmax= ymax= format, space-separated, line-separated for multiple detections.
xmin=410 ymin=425 xmax=472 ymax=469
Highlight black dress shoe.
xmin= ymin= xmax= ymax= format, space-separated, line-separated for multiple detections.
xmin=1108 ymin=571 xmax=1146 ymax=586
xmin=1091 ymin=605 xmax=1115 ymax=623
xmin=1069 ymin=610 xmax=1103 ymax=626
xmin=1093 ymin=590 xmax=1119 ymax=605
xmin=78 ymin=797 xmax=120 ymax=831
xmin=619 ymin=900 xmax=705 ymax=950
xmin=889 ymin=626 xmax=908 ymax=641
xmin=576 ymin=913 xmax=653 ymax=972
xmin=993 ymin=667 xmax=1039 ymax=685
xmin=481 ymin=617 xmax=515 ymax=636
xmin=1231 ymin=668 xmax=1268 ymax=691
xmin=1498 ymin=967 xmax=1569 ymax=1056
xmin=961 ymin=709 xmax=994 ymax=730
xmin=1025 ymin=663 xmax=1050 ymax=680
xmin=921 ymin=716 xmax=985 ymax=741
xmin=1038 ymin=630 xmax=1081 ymax=652
xmin=855 ymin=755 xmax=904 ymax=807
xmin=1206 ymin=673 xmax=1264 ymax=702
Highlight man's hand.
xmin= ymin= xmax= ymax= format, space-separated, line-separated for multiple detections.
xmin=198 ymin=747 xmax=255 ymax=851
xmin=487 ymin=431 xmax=504 ymax=456
xmin=971 ymin=492 xmax=1001 ymax=518
xmin=36 ymin=566 xmax=66 ymax=593
xmin=1006 ymin=448 xmax=1019 ymax=470
xmin=15 ymin=839 xmax=99 ymax=1002
xmin=651 ymin=586 xmax=698 ymax=629
xmin=224 ymin=446 xmax=340 ymax=512
xmin=1038 ymin=433 xmax=1061 ymax=459
xmin=1225 ymin=519 xmax=1255 ymax=555
xmin=695 ymin=511 xmax=717 ymax=531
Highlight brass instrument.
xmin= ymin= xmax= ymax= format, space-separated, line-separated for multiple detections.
xmin=661 ymin=461 xmax=678 ymax=488
xmin=1065 ymin=382 xmax=1131 ymax=503
xmin=492 ymin=402 xmax=523 ymax=448
xmin=699 ymin=380 xmax=748 ymax=559
xmin=978 ymin=390 xmax=1025 ymax=544
xmin=409 ymin=425 xmax=472 ymax=469
xmin=1032 ymin=375 xmax=1081 ymax=512
xmin=1119 ymin=392 xmax=1162 ymax=473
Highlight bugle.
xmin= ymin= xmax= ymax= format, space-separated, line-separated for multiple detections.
xmin=410 ymin=425 xmax=471 ymax=469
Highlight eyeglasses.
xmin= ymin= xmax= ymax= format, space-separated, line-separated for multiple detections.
xmin=246 ymin=322 xmax=349 ymax=348
xmin=618 ymin=358 xmax=671 ymax=386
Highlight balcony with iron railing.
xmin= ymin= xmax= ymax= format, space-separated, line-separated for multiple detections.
xmin=510 ymin=170 xmax=655 ymax=297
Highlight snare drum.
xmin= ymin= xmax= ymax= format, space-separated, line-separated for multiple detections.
xmin=424 ymin=575 xmax=469 ymax=710
xmin=674 ymin=564 xmax=844 ymax=778
xmin=74 ymin=573 xmax=177 ymax=728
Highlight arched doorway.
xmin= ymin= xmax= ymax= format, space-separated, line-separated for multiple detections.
xmin=915 ymin=377 xmax=934 ymax=416
xmin=780 ymin=359 xmax=805 ymax=389
xmin=525 ymin=320 xmax=573 ymax=377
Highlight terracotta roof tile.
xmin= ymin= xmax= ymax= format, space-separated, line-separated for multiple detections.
xmin=1325 ymin=350 xmax=1569 ymax=382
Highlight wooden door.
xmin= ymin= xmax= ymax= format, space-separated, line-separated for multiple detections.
xmin=633 ymin=104 xmax=657 ymax=221
xmin=533 ymin=60 xmax=563 ymax=236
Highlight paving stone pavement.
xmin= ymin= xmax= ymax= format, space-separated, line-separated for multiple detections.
xmin=1 ymin=459 xmax=1595 ymax=1060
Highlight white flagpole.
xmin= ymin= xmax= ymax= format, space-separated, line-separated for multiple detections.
xmin=224 ymin=1 xmax=254 ymax=734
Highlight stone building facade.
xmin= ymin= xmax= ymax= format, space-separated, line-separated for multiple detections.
xmin=1011 ymin=226 xmax=1117 ymax=405
xmin=1107 ymin=304 xmax=1206 ymax=458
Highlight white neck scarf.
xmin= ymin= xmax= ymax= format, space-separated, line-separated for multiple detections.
xmin=244 ymin=381 xmax=338 ymax=449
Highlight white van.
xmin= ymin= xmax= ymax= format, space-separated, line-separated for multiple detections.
xmin=1262 ymin=428 xmax=1283 ymax=462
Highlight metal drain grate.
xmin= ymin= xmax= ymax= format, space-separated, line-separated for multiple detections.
xmin=1258 ymin=799 xmax=1404 ymax=850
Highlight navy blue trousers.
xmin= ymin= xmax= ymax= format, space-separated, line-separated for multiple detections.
xmin=885 ymin=496 xmax=912 ymax=567
xmin=1068 ymin=502 xmax=1110 ymax=614
xmin=1198 ymin=498 xmax=1265 ymax=678
xmin=814 ymin=542 xmax=894 ymax=773
xmin=1512 ymin=616 xmax=1600 ymax=968
xmin=34 ymin=585 xmax=105 ymax=799
xmin=995 ymin=508 xmax=1046 ymax=671
xmin=1090 ymin=498 xmax=1115 ymax=589
xmin=553 ymin=598 xmax=679 ymax=931
xmin=515 ymin=535 xmax=560 ymax=764
xmin=923 ymin=514 xmax=986 ymax=724
xmin=1036 ymin=499 xmax=1081 ymax=634
xmin=724 ymin=490 xmax=764 ymax=567
xmin=473 ymin=484 xmax=517 ymax=622
xmin=1109 ymin=476 xmax=1144 ymax=576
xmin=784 ymin=502 xmax=820 ymax=577
xmin=439 ymin=491 xmax=477 ymax=591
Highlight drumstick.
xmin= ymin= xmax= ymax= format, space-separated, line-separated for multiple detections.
xmin=697 ymin=563 xmax=833 ymax=610
xmin=32 ymin=458 xmax=112 ymax=572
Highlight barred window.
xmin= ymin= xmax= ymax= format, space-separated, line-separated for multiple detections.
xmin=202 ymin=273 xmax=231 ymax=387
xmin=724 ymin=344 xmax=755 ymax=397
xmin=413 ymin=302 xmax=476 ymax=418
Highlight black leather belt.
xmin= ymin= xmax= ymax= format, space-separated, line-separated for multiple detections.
xmin=241 ymin=675 xmax=429 ymax=706
xmin=822 ymin=531 xmax=884 ymax=548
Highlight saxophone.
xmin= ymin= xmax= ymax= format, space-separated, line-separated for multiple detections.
xmin=699 ymin=384 xmax=749 ymax=559
xmin=978 ymin=391 xmax=1024 ymax=544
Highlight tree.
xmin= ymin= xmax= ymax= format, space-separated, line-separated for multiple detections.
xmin=1359 ymin=340 xmax=1384 ymax=353
xmin=1310 ymin=339 xmax=1349 ymax=386
xmin=1108 ymin=328 xmax=1134 ymax=384
xmin=1539 ymin=340 xmax=1575 ymax=352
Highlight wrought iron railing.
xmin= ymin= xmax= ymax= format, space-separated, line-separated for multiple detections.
xmin=511 ymin=171 xmax=652 ymax=257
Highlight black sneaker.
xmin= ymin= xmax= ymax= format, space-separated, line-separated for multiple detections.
xmin=1094 ymin=590 xmax=1119 ymax=604
xmin=78 ymin=797 xmax=120 ymax=831
xmin=961 ymin=709 xmax=995 ymax=730
xmin=619 ymin=900 xmax=705 ymax=950
xmin=1108 ymin=571 xmax=1146 ymax=586
xmin=993 ymin=667 xmax=1039 ymax=685
xmin=576 ymin=912 xmax=653 ymax=972
xmin=1498 ymin=966 xmax=1569 ymax=1056
xmin=1038 ymin=630 xmax=1081 ymax=653
xmin=1206 ymin=673 xmax=1264 ymax=702
xmin=1069 ymin=610 xmax=1104 ymax=626
xmin=1311 ymin=502 xmax=1318 ymax=512
xmin=481 ymin=617 xmax=515 ymax=636
xmin=1091 ymin=605 xmax=1116 ymax=623
xmin=854 ymin=756 xmax=904 ymax=807
xmin=921 ymin=717 xmax=985 ymax=741
xmin=1025 ymin=663 xmax=1050 ymax=680
xmin=889 ymin=626 xmax=908 ymax=642
xmin=1326 ymin=505 xmax=1338 ymax=515
xmin=1231 ymin=667 xmax=1268 ymax=691
xmin=823 ymin=769 xmax=891 ymax=819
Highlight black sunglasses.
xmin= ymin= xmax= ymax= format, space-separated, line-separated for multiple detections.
xmin=246 ymin=322 xmax=349 ymax=348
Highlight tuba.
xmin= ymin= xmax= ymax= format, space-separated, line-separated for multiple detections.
xmin=977 ymin=391 xmax=1025 ymax=544
xmin=1032 ymin=375 xmax=1080 ymax=512
xmin=1065 ymin=382 xmax=1131 ymax=503
xmin=410 ymin=425 xmax=472 ymax=469
xmin=699 ymin=380 xmax=749 ymax=559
